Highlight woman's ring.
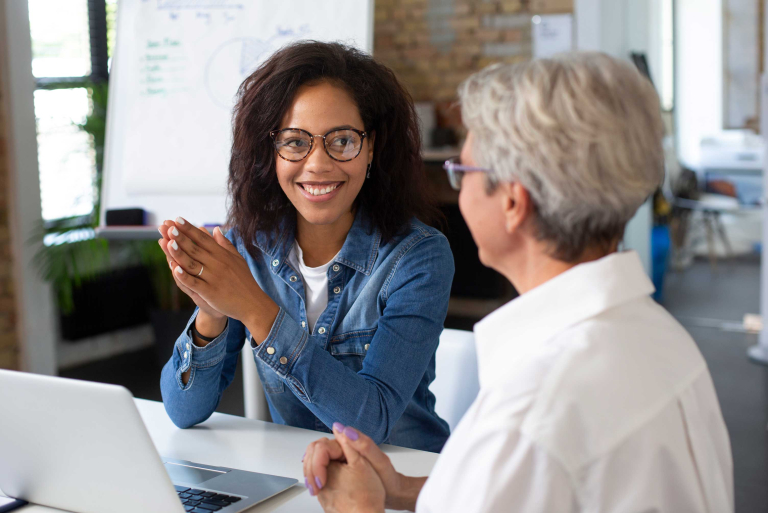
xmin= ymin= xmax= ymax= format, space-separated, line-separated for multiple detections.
xmin=197 ymin=266 xmax=204 ymax=277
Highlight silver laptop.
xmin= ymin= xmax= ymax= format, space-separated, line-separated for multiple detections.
xmin=0 ymin=370 xmax=297 ymax=513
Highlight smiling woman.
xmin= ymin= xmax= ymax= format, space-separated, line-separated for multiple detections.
xmin=157 ymin=41 xmax=455 ymax=467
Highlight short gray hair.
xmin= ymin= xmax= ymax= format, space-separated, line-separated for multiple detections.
xmin=458 ymin=52 xmax=664 ymax=261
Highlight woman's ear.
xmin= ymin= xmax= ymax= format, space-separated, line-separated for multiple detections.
xmin=367 ymin=131 xmax=375 ymax=163
xmin=500 ymin=182 xmax=533 ymax=235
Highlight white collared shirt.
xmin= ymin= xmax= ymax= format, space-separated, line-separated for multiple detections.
xmin=417 ymin=251 xmax=733 ymax=513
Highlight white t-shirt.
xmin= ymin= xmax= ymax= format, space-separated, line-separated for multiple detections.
xmin=288 ymin=242 xmax=339 ymax=333
xmin=416 ymin=251 xmax=733 ymax=513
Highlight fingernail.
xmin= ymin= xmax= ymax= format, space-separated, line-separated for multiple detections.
xmin=171 ymin=240 xmax=179 ymax=250
xmin=306 ymin=479 xmax=315 ymax=496
xmin=169 ymin=261 xmax=173 ymax=270
xmin=214 ymin=226 xmax=222 ymax=235
xmin=175 ymin=266 xmax=184 ymax=274
xmin=315 ymin=476 xmax=322 ymax=490
xmin=172 ymin=227 xmax=179 ymax=236
xmin=157 ymin=227 xmax=163 ymax=235
xmin=176 ymin=217 xmax=186 ymax=225
xmin=343 ymin=426 xmax=359 ymax=441
xmin=332 ymin=422 xmax=345 ymax=432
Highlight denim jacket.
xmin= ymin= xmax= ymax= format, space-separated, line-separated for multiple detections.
xmin=160 ymin=210 xmax=454 ymax=452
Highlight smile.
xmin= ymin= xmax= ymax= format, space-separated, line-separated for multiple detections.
xmin=298 ymin=182 xmax=343 ymax=197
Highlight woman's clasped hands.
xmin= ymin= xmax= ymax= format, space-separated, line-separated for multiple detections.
xmin=303 ymin=424 xmax=425 ymax=513
xmin=157 ymin=217 xmax=278 ymax=341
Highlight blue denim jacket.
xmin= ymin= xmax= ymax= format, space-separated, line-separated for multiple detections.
xmin=160 ymin=210 xmax=454 ymax=452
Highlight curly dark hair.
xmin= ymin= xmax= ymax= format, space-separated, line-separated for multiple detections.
xmin=227 ymin=41 xmax=440 ymax=253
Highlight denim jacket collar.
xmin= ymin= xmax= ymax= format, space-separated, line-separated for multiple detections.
xmin=252 ymin=208 xmax=381 ymax=276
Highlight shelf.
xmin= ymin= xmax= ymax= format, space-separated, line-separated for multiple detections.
xmin=448 ymin=296 xmax=511 ymax=319
xmin=57 ymin=324 xmax=155 ymax=370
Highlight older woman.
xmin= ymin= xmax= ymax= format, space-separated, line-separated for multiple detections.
xmin=301 ymin=53 xmax=734 ymax=512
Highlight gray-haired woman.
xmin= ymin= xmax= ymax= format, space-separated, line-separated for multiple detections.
xmin=300 ymin=52 xmax=734 ymax=513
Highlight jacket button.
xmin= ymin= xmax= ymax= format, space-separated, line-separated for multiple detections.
xmin=301 ymin=321 xmax=306 ymax=328
xmin=332 ymin=264 xmax=340 ymax=272
xmin=279 ymin=356 xmax=288 ymax=365
xmin=364 ymin=344 xmax=370 ymax=351
xmin=290 ymin=276 xmax=297 ymax=282
xmin=266 ymin=347 xmax=276 ymax=355
xmin=318 ymin=327 xmax=326 ymax=334
xmin=272 ymin=259 xmax=279 ymax=267
xmin=333 ymin=286 xmax=341 ymax=294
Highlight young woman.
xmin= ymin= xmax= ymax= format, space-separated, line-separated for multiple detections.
xmin=158 ymin=41 xmax=454 ymax=455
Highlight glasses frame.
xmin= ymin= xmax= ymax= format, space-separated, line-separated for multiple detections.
xmin=269 ymin=127 xmax=368 ymax=163
xmin=443 ymin=157 xmax=494 ymax=191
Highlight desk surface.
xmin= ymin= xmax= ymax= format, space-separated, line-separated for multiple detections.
xmin=21 ymin=399 xmax=439 ymax=513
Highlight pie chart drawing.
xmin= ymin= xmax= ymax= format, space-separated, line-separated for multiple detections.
xmin=205 ymin=37 xmax=275 ymax=109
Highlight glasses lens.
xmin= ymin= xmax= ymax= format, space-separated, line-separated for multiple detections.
xmin=445 ymin=158 xmax=463 ymax=191
xmin=274 ymin=130 xmax=312 ymax=160
xmin=325 ymin=130 xmax=362 ymax=161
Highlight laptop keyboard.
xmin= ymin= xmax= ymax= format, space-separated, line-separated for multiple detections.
xmin=174 ymin=485 xmax=242 ymax=512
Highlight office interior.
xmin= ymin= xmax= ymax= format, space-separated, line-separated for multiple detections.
xmin=0 ymin=0 xmax=766 ymax=512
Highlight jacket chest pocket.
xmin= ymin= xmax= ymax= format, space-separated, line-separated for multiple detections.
xmin=252 ymin=352 xmax=285 ymax=394
xmin=329 ymin=328 xmax=375 ymax=373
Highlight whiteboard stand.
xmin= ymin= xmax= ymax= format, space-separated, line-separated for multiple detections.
xmin=96 ymin=227 xmax=162 ymax=240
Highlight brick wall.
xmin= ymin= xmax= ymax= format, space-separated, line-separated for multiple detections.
xmin=374 ymin=0 xmax=574 ymax=131
xmin=0 ymin=64 xmax=19 ymax=370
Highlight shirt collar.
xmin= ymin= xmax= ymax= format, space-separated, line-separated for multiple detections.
xmin=473 ymin=251 xmax=655 ymax=389
xmin=253 ymin=208 xmax=380 ymax=276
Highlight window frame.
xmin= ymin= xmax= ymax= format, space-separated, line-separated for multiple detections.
xmin=33 ymin=0 xmax=110 ymax=226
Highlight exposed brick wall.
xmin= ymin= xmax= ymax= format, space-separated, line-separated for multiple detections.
xmin=374 ymin=0 xmax=573 ymax=131
xmin=0 ymin=64 xmax=19 ymax=370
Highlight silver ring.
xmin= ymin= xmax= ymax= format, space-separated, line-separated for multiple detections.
xmin=197 ymin=265 xmax=204 ymax=277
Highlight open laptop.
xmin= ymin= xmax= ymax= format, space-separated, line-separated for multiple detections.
xmin=0 ymin=369 xmax=297 ymax=513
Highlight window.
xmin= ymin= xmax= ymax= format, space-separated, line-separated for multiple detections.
xmin=28 ymin=0 xmax=112 ymax=222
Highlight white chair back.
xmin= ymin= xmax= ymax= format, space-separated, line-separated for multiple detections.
xmin=242 ymin=343 xmax=271 ymax=421
xmin=431 ymin=329 xmax=479 ymax=432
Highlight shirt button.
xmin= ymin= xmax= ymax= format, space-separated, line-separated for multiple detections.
xmin=183 ymin=351 xmax=188 ymax=359
xmin=186 ymin=343 xmax=190 ymax=351
xmin=318 ymin=327 xmax=326 ymax=334
xmin=279 ymin=356 xmax=288 ymax=365
xmin=266 ymin=347 xmax=276 ymax=355
xmin=271 ymin=259 xmax=279 ymax=267
xmin=301 ymin=321 xmax=306 ymax=328
xmin=332 ymin=264 xmax=340 ymax=272
xmin=333 ymin=286 xmax=341 ymax=294
xmin=364 ymin=344 xmax=370 ymax=351
xmin=290 ymin=276 xmax=297 ymax=282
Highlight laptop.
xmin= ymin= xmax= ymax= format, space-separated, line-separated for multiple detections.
xmin=0 ymin=370 xmax=298 ymax=513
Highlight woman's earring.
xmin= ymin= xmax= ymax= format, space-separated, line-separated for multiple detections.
xmin=366 ymin=163 xmax=371 ymax=179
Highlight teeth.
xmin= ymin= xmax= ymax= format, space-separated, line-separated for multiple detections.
xmin=303 ymin=183 xmax=339 ymax=196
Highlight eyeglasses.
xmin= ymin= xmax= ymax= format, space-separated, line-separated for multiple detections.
xmin=270 ymin=127 xmax=367 ymax=163
xmin=443 ymin=157 xmax=494 ymax=191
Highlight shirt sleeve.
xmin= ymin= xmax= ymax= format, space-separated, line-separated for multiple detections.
xmin=416 ymin=426 xmax=577 ymax=513
xmin=253 ymin=233 xmax=455 ymax=444
xmin=160 ymin=309 xmax=246 ymax=428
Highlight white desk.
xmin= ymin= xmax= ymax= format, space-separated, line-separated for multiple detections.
xmin=21 ymin=399 xmax=440 ymax=513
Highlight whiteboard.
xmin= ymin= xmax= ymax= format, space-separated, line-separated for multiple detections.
xmin=101 ymin=0 xmax=373 ymax=229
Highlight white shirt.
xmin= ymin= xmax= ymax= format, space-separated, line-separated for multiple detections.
xmin=288 ymin=242 xmax=338 ymax=333
xmin=417 ymin=251 xmax=733 ymax=513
